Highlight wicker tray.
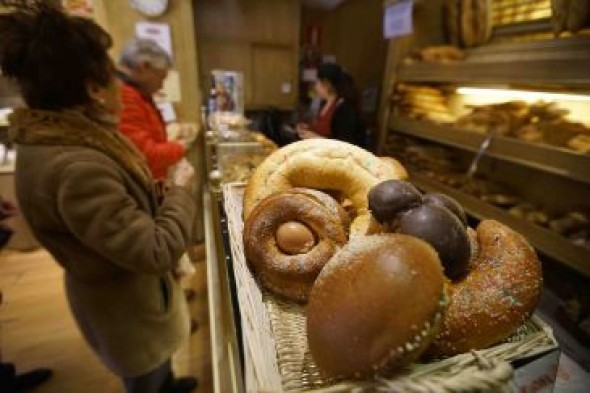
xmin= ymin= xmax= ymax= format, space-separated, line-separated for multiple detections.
xmin=222 ymin=183 xmax=558 ymax=393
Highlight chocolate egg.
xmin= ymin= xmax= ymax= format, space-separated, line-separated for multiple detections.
xmin=399 ymin=205 xmax=471 ymax=279
xmin=423 ymin=193 xmax=468 ymax=226
xmin=368 ymin=180 xmax=422 ymax=224
xmin=276 ymin=222 xmax=316 ymax=255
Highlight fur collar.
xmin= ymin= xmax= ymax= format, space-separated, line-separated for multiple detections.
xmin=8 ymin=108 xmax=152 ymax=189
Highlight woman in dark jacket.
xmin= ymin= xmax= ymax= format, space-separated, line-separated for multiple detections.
xmin=297 ymin=63 xmax=366 ymax=148
xmin=0 ymin=2 xmax=196 ymax=393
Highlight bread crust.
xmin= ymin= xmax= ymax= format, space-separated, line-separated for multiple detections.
xmin=243 ymin=139 xmax=407 ymax=238
xmin=307 ymin=234 xmax=447 ymax=378
xmin=243 ymin=189 xmax=348 ymax=302
xmin=428 ymin=220 xmax=543 ymax=357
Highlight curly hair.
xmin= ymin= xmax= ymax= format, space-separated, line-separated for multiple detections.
xmin=0 ymin=0 xmax=114 ymax=110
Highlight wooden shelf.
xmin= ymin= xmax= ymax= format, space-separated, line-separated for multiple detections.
xmin=411 ymin=172 xmax=590 ymax=278
xmin=389 ymin=116 xmax=590 ymax=185
xmin=398 ymin=36 xmax=590 ymax=87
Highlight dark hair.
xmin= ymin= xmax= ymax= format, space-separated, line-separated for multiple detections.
xmin=317 ymin=63 xmax=359 ymax=106
xmin=317 ymin=63 xmax=343 ymax=94
xmin=0 ymin=0 xmax=113 ymax=110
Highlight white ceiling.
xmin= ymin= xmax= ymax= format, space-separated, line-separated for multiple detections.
xmin=300 ymin=0 xmax=347 ymax=9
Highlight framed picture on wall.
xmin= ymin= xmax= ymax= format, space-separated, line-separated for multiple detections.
xmin=211 ymin=70 xmax=244 ymax=115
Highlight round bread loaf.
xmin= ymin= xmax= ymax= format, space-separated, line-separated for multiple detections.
xmin=307 ymin=234 xmax=447 ymax=378
xmin=243 ymin=139 xmax=407 ymax=238
xmin=428 ymin=220 xmax=543 ymax=357
xmin=243 ymin=189 xmax=349 ymax=302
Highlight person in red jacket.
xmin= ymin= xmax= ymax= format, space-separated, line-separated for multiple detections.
xmin=118 ymin=38 xmax=189 ymax=180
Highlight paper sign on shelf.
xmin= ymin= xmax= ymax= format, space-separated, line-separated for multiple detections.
xmin=157 ymin=102 xmax=176 ymax=123
xmin=155 ymin=69 xmax=181 ymax=103
xmin=135 ymin=21 xmax=173 ymax=58
xmin=384 ymin=0 xmax=413 ymax=39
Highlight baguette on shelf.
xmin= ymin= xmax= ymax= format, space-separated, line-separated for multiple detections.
xmin=404 ymin=45 xmax=466 ymax=64
xmin=444 ymin=0 xmax=493 ymax=47
xmin=391 ymin=84 xmax=457 ymax=124
xmin=552 ymin=0 xmax=590 ymax=36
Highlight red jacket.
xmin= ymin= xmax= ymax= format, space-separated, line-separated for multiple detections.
xmin=119 ymin=83 xmax=185 ymax=180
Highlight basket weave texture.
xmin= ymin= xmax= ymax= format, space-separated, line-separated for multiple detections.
xmin=222 ymin=183 xmax=558 ymax=393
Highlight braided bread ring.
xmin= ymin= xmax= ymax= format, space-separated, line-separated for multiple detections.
xmin=244 ymin=139 xmax=407 ymax=238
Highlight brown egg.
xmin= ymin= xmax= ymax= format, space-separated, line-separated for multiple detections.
xmin=276 ymin=222 xmax=316 ymax=255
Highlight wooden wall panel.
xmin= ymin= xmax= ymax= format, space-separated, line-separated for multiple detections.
xmin=195 ymin=0 xmax=300 ymax=110
xmin=251 ymin=1 xmax=299 ymax=44
xmin=318 ymin=0 xmax=388 ymax=94
xmin=251 ymin=45 xmax=297 ymax=108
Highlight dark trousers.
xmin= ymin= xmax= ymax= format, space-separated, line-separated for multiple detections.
xmin=123 ymin=359 xmax=172 ymax=393
xmin=0 ymin=363 xmax=18 ymax=393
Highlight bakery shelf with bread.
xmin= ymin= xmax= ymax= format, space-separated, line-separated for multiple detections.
xmin=410 ymin=171 xmax=590 ymax=279
xmin=213 ymin=139 xmax=558 ymax=391
xmin=397 ymin=35 xmax=590 ymax=87
xmin=383 ymin=132 xmax=590 ymax=275
xmin=389 ymin=116 xmax=590 ymax=185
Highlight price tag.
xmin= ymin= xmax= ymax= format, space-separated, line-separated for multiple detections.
xmin=512 ymin=349 xmax=560 ymax=393
xmin=383 ymin=0 xmax=413 ymax=39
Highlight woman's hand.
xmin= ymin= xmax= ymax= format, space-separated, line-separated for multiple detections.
xmin=172 ymin=158 xmax=195 ymax=187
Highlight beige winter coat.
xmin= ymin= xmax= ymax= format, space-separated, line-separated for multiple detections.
xmin=9 ymin=108 xmax=195 ymax=377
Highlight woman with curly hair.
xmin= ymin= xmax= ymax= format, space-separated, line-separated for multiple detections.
xmin=0 ymin=1 xmax=197 ymax=392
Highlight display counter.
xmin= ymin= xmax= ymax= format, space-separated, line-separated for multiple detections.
xmin=203 ymin=126 xmax=271 ymax=393
xmin=201 ymin=130 xmax=566 ymax=392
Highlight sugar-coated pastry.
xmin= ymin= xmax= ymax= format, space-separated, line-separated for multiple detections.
xmin=243 ymin=188 xmax=349 ymax=302
xmin=428 ymin=220 xmax=543 ymax=357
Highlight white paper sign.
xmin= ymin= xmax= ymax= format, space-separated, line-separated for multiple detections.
xmin=554 ymin=354 xmax=590 ymax=393
xmin=512 ymin=349 xmax=560 ymax=393
xmin=157 ymin=102 xmax=176 ymax=123
xmin=155 ymin=69 xmax=181 ymax=103
xmin=302 ymin=68 xmax=318 ymax=82
xmin=281 ymin=82 xmax=292 ymax=94
xmin=135 ymin=21 xmax=173 ymax=58
xmin=384 ymin=0 xmax=413 ymax=39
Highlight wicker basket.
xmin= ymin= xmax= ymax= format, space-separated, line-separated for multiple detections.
xmin=223 ymin=183 xmax=558 ymax=393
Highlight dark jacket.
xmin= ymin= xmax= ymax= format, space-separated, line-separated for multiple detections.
xmin=330 ymin=99 xmax=366 ymax=148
